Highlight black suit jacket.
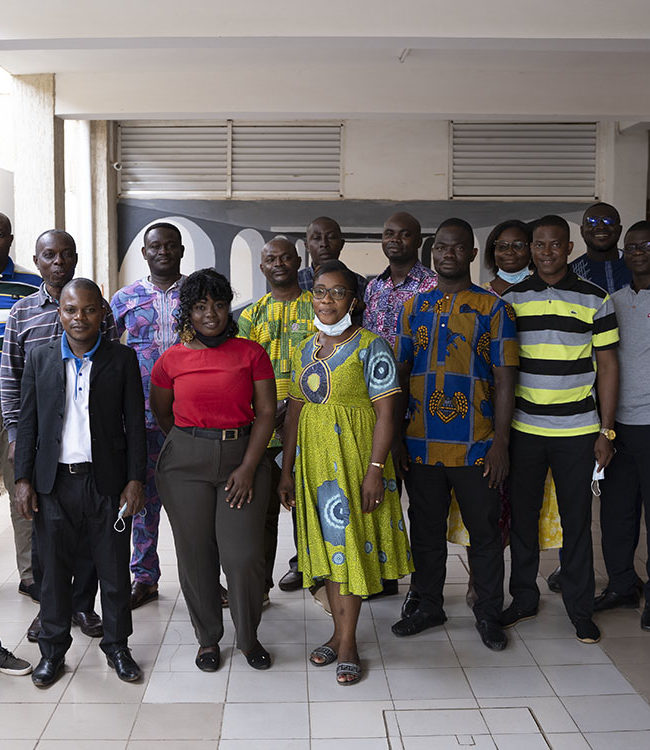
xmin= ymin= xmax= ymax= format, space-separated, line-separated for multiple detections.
xmin=15 ymin=337 xmax=146 ymax=496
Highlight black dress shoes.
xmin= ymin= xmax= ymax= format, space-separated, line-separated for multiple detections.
xmin=18 ymin=580 xmax=40 ymax=603
xmin=107 ymin=647 xmax=143 ymax=682
xmin=278 ymin=569 xmax=303 ymax=592
xmin=400 ymin=590 xmax=421 ymax=619
xmin=130 ymin=581 xmax=159 ymax=610
xmin=31 ymin=656 xmax=65 ymax=688
xmin=593 ymin=588 xmax=640 ymax=612
xmin=476 ymin=619 xmax=508 ymax=651
xmin=391 ymin=609 xmax=447 ymax=637
xmin=547 ymin=565 xmax=562 ymax=593
xmin=574 ymin=618 xmax=601 ymax=644
xmin=641 ymin=605 xmax=650 ymax=631
xmin=72 ymin=611 xmax=104 ymax=638
xmin=500 ymin=603 xmax=538 ymax=629
xmin=27 ymin=613 xmax=41 ymax=643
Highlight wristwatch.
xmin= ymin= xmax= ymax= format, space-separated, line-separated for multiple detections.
xmin=599 ymin=427 xmax=616 ymax=441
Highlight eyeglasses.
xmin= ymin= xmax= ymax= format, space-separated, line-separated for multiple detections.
xmin=584 ymin=216 xmax=618 ymax=227
xmin=312 ymin=285 xmax=353 ymax=300
xmin=623 ymin=241 xmax=650 ymax=254
xmin=494 ymin=240 xmax=529 ymax=252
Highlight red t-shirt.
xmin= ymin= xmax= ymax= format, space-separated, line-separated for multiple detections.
xmin=151 ymin=338 xmax=275 ymax=429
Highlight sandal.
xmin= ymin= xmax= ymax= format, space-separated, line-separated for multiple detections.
xmin=195 ymin=646 xmax=220 ymax=672
xmin=309 ymin=644 xmax=337 ymax=667
xmin=243 ymin=642 xmax=271 ymax=670
xmin=336 ymin=661 xmax=362 ymax=685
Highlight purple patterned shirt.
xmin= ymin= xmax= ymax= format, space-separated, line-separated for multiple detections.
xmin=111 ymin=276 xmax=185 ymax=428
xmin=363 ymin=261 xmax=438 ymax=346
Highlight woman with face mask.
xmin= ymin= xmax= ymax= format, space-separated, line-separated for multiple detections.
xmin=278 ymin=260 xmax=413 ymax=686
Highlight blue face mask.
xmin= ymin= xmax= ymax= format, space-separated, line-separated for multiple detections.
xmin=497 ymin=268 xmax=530 ymax=285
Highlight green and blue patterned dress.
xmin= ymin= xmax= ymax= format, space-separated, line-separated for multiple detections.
xmin=289 ymin=328 xmax=414 ymax=597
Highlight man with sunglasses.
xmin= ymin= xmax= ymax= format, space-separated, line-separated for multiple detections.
xmin=570 ymin=203 xmax=631 ymax=294
xmin=597 ymin=221 xmax=650 ymax=628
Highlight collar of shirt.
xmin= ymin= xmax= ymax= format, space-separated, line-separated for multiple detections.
xmin=37 ymin=282 xmax=58 ymax=308
xmin=61 ymin=332 xmax=102 ymax=372
xmin=376 ymin=260 xmax=434 ymax=286
xmin=528 ymin=269 xmax=580 ymax=292
xmin=0 ymin=257 xmax=15 ymax=279
xmin=141 ymin=274 xmax=185 ymax=294
xmin=628 ymin=282 xmax=650 ymax=294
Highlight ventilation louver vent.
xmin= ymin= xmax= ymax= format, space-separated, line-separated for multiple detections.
xmin=452 ymin=122 xmax=598 ymax=199
xmin=118 ymin=122 xmax=342 ymax=196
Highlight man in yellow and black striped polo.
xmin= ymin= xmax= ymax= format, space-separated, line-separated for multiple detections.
xmin=501 ymin=214 xmax=620 ymax=645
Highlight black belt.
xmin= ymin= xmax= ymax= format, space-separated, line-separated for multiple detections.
xmin=177 ymin=424 xmax=252 ymax=441
xmin=58 ymin=462 xmax=92 ymax=475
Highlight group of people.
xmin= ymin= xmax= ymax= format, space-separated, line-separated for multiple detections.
xmin=0 ymin=203 xmax=648 ymax=690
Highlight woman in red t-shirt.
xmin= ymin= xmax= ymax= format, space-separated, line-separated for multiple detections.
xmin=150 ymin=269 xmax=276 ymax=672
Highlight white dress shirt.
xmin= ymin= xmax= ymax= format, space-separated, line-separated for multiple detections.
xmin=59 ymin=333 xmax=99 ymax=463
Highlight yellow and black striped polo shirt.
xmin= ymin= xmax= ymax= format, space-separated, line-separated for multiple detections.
xmin=502 ymin=271 xmax=619 ymax=437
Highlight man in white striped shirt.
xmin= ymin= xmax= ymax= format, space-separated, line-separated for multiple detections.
xmin=1 ymin=229 xmax=117 ymax=643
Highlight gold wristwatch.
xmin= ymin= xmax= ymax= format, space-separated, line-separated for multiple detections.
xmin=599 ymin=427 xmax=616 ymax=441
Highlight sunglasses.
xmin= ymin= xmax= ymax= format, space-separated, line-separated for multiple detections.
xmin=584 ymin=216 xmax=618 ymax=227
xmin=312 ymin=285 xmax=353 ymax=301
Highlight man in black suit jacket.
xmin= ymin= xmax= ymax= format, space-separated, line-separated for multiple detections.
xmin=14 ymin=278 xmax=147 ymax=688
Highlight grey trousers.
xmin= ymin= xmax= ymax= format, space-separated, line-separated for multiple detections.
xmin=156 ymin=426 xmax=270 ymax=652
xmin=1 ymin=427 xmax=32 ymax=581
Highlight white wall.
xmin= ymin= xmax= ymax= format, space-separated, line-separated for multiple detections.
xmin=2 ymin=1 xmax=650 ymax=40
xmin=343 ymin=120 xmax=448 ymax=200
xmin=53 ymin=52 xmax=650 ymax=121
xmin=0 ymin=70 xmax=14 ymax=223
xmin=612 ymin=126 xmax=649 ymax=230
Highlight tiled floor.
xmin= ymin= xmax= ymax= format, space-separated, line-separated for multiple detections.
xmin=1 ymin=492 xmax=649 ymax=749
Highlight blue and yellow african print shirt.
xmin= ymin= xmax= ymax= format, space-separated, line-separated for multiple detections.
xmin=394 ymin=284 xmax=519 ymax=467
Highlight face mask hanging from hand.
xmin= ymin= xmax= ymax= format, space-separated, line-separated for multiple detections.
xmin=114 ymin=503 xmax=146 ymax=533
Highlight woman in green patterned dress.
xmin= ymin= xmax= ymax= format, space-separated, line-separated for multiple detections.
xmin=278 ymin=260 xmax=413 ymax=685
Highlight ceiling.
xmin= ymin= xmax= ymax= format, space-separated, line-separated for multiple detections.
xmin=2 ymin=1 xmax=650 ymax=119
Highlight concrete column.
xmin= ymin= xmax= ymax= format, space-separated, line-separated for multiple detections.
xmin=12 ymin=74 xmax=65 ymax=266
xmin=90 ymin=120 xmax=119 ymax=298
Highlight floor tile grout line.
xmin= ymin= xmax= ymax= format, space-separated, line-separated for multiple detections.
xmin=34 ymin=635 xmax=92 ymax=743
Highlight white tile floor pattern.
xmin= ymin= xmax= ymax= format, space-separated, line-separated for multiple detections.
xmin=1 ymin=493 xmax=650 ymax=749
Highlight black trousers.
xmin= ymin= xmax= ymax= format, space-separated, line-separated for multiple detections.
xmin=31 ymin=516 xmax=99 ymax=611
xmin=405 ymin=464 xmax=504 ymax=622
xmin=509 ymin=429 xmax=596 ymax=622
xmin=599 ymin=422 xmax=650 ymax=598
xmin=34 ymin=468 xmax=132 ymax=660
